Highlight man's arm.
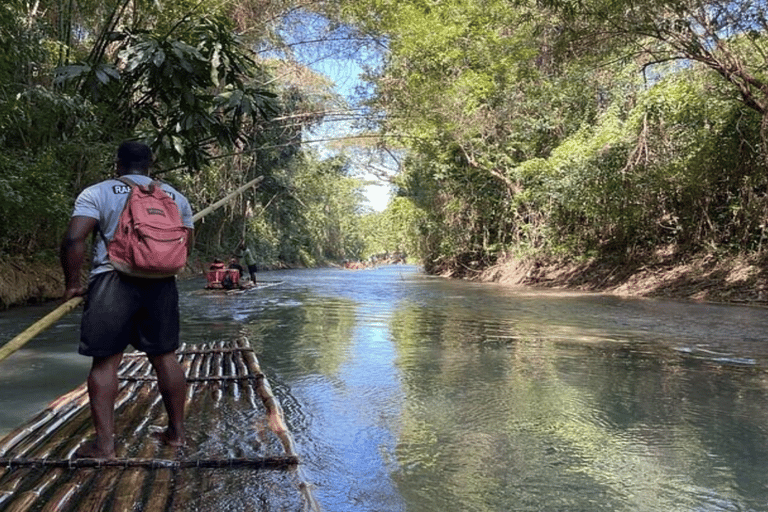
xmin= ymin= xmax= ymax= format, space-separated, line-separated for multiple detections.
xmin=60 ymin=216 xmax=98 ymax=301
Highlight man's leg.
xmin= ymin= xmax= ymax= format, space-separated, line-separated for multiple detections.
xmin=148 ymin=351 xmax=186 ymax=446
xmin=80 ymin=352 xmax=123 ymax=458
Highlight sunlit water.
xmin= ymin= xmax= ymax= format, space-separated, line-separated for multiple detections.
xmin=3 ymin=265 xmax=768 ymax=511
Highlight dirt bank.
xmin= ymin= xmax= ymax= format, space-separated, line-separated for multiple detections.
xmin=475 ymin=251 xmax=768 ymax=306
xmin=0 ymin=258 xmax=65 ymax=309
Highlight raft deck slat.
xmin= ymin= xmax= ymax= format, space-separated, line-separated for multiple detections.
xmin=0 ymin=338 xmax=312 ymax=512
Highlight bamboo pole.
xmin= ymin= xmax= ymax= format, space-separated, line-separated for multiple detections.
xmin=68 ymin=466 xmax=122 ymax=511
xmin=234 ymin=338 xmax=258 ymax=409
xmin=0 ymin=470 xmax=29 ymax=509
xmin=110 ymin=415 xmax=160 ymax=512
xmin=118 ymin=375 xmax=261 ymax=382
xmin=191 ymin=176 xmax=263 ymax=223
xmin=212 ymin=344 xmax=224 ymax=405
xmin=141 ymin=461 xmax=173 ymax=511
xmin=193 ymin=339 xmax=226 ymax=512
xmin=225 ymin=345 xmax=239 ymax=401
xmin=1 ymin=384 xmax=91 ymax=458
xmin=237 ymin=337 xmax=319 ymax=512
xmin=163 ymin=342 xmax=211 ymax=510
xmin=38 ymin=481 xmax=81 ymax=512
xmin=46 ymin=359 xmax=157 ymax=512
xmin=234 ymin=337 xmax=271 ymax=452
xmin=0 ymin=385 xmax=87 ymax=457
xmin=112 ymin=357 xmax=160 ymax=444
xmin=241 ymin=348 xmax=297 ymax=458
xmin=0 ymin=297 xmax=83 ymax=363
xmin=2 ymin=468 xmax=61 ymax=512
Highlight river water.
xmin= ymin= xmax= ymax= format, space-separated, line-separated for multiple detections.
xmin=2 ymin=265 xmax=768 ymax=511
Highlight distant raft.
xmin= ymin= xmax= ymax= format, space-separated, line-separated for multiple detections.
xmin=195 ymin=279 xmax=285 ymax=295
xmin=0 ymin=338 xmax=317 ymax=512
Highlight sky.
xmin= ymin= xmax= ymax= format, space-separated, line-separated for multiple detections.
xmin=363 ymin=181 xmax=392 ymax=211
xmin=286 ymin=15 xmax=394 ymax=212
xmin=309 ymin=58 xmax=393 ymax=212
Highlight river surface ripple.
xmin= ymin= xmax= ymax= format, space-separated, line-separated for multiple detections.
xmin=2 ymin=265 xmax=768 ymax=511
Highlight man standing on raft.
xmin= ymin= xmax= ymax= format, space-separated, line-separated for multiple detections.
xmin=60 ymin=141 xmax=194 ymax=458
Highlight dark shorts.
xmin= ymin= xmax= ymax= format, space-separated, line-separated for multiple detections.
xmin=79 ymin=271 xmax=180 ymax=358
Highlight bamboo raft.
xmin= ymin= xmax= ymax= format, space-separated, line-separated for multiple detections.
xmin=0 ymin=338 xmax=316 ymax=511
xmin=194 ymin=279 xmax=285 ymax=296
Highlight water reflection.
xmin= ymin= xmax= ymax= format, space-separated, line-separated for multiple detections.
xmin=242 ymin=267 xmax=768 ymax=512
xmin=3 ymin=266 xmax=768 ymax=511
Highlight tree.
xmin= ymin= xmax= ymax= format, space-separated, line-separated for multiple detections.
xmin=543 ymin=0 xmax=768 ymax=146
xmin=334 ymin=0 xmax=768 ymax=273
xmin=0 ymin=0 xmax=370 ymax=268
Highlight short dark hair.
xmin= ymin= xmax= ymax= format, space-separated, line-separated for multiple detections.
xmin=117 ymin=141 xmax=153 ymax=171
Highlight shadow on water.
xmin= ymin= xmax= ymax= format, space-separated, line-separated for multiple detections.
xmin=4 ymin=265 xmax=768 ymax=511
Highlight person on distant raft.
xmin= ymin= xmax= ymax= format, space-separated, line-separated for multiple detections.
xmin=237 ymin=241 xmax=258 ymax=283
xmin=60 ymin=141 xmax=194 ymax=459
xmin=227 ymin=256 xmax=244 ymax=275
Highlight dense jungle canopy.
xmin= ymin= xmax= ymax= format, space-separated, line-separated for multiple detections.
xmin=3 ymin=0 xmax=768 ymax=306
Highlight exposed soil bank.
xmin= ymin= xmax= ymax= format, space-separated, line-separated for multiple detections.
xmin=1 ymin=258 xmax=64 ymax=310
xmin=474 ymin=251 xmax=768 ymax=306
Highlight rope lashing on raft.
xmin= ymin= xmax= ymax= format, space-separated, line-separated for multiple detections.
xmin=118 ymin=374 xmax=265 ymax=382
xmin=0 ymin=456 xmax=299 ymax=470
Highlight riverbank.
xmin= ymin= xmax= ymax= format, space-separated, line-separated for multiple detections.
xmin=0 ymin=257 xmax=64 ymax=309
xmin=475 ymin=250 xmax=768 ymax=306
xmin=4 ymin=251 xmax=768 ymax=309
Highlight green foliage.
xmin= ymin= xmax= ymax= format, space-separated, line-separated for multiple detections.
xmin=261 ymin=152 xmax=367 ymax=266
xmin=188 ymin=150 xmax=368 ymax=269
xmin=53 ymin=14 xmax=280 ymax=171
xmin=9 ymin=0 xmax=768 ymax=277
xmin=361 ymin=196 xmax=426 ymax=260
xmin=0 ymin=148 xmax=73 ymax=256
xmin=336 ymin=0 xmax=768 ymax=274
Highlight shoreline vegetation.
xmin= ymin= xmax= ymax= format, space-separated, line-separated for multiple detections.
xmin=3 ymin=251 xmax=767 ymax=312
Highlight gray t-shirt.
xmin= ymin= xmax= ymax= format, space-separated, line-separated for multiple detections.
xmin=72 ymin=174 xmax=194 ymax=277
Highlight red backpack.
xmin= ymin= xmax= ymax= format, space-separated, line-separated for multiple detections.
xmin=106 ymin=176 xmax=188 ymax=278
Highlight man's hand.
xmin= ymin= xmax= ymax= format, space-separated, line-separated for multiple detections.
xmin=63 ymin=285 xmax=86 ymax=302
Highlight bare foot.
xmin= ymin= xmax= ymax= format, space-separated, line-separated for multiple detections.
xmin=151 ymin=429 xmax=185 ymax=448
xmin=73 ymin=440 xmax=116 ymax=459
